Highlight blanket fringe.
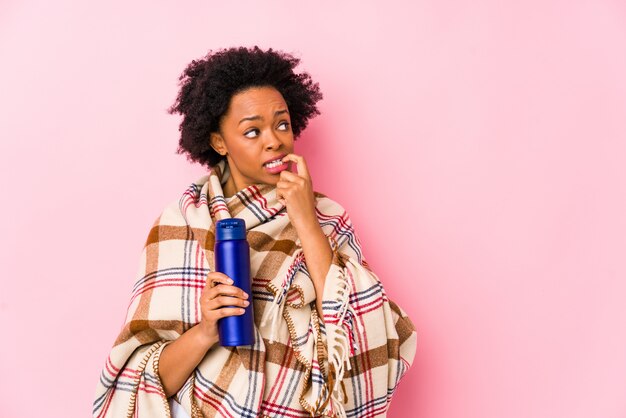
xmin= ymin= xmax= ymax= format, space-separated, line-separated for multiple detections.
xmin=262 ymin=244 xmax=359 ymax=417
xmin=321 ymin=264 xmax=354 ymax=418
xmin=261 ymin=251 xmax=305 ymax=343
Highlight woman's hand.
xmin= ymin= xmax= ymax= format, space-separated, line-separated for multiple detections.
xmin=159 ymin=272 xmax=249 ymax=397
xmin=277 ymin=153 xmax=318 ymax=230
xmin=197 ymin=272 xmax=250 ymax=344
xmin=276 ymin=153 xmax=333 ymax=321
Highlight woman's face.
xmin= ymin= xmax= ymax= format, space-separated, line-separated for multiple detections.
xmin=210 ymin=86 xmax=294 ymax=195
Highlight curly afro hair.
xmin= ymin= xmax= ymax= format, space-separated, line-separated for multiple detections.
xmin=168 ymin=46 xmax=323 ymax=168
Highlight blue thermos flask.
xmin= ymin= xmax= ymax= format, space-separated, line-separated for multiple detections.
xmin=214 ymin=218 xmax=255 ymax=346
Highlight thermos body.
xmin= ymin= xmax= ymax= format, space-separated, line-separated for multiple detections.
xmin=214 ymin=218 xmax=255 ymax=346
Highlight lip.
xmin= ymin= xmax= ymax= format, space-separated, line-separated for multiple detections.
xmin=264 ymin=161 xmax=289 ymax=174
xmin=263 ymin=154 xmax=287 ymax=166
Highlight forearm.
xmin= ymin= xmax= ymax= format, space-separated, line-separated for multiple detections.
xmin=158 ymin=324 xmax=217 ymax=397
xmin=296 ymin=221 xmax=333 ymax=322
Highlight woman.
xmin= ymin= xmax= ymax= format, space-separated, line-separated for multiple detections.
xmin=93 ymin=46 xmax=417 ymax=418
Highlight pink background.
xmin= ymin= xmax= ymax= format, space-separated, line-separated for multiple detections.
xmin=1 ymin=1 xmax=626 ymax=417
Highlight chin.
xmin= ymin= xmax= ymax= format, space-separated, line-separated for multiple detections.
xmin=264 ymin=175 xmax=280 ymax=185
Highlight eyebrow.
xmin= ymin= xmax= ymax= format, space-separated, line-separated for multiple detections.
xmin=238 ymin=109 xmax=289 ymax=125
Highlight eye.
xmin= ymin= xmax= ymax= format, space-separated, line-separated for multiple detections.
xmin=244 ymin=128 xmax=259 ymax=138
xmin=277 ymin=121 xmax=290 ymax=131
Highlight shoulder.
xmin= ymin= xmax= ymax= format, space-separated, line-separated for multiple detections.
xmin=153 ymin=176 xmax=208 ymax=227
xmin=142 ymin=198 xmax=187 ymax=247
xmin=313 ymin=191 xmax=364 ymax=261
xmin=154 ymin=176 xmax=210 ymax=227
xmin=313 ymin=190 xmax=349 ymax=217
xmin=159 ymin=198 xmax=187 ymax=225
xmin=312 ymin=191 xmax=355 ymax=237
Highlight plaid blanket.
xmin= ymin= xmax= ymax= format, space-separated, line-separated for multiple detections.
xmin=93 ymin=160 xmax=417 ymax=418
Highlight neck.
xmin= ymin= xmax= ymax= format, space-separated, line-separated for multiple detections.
xmin=223 ymin=174 xmax=237 ymax=198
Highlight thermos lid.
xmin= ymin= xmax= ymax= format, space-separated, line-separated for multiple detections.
xmin=215 ymin=218 xmax=246 ymax=241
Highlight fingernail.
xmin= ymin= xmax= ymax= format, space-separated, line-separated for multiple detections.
xmin=239 ymin=309 xmax=245 ymax=314
xmin=243 ymin=292 xmax=249 ymax=298
xmin=243 ymin=300 xmax=250 ymax=306
xmin=227 ymin=278 xmax=234 ymax=284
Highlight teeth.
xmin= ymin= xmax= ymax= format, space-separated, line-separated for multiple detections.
xmin=265 ymin=159 xmax=283 ymax=168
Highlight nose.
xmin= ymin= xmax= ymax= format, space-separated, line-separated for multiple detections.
xmin=264 ymin=130 xmax=282 ymax=151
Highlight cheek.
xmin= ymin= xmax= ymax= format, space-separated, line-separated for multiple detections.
xmin=283 ymin=133 xmax=295 ymax=147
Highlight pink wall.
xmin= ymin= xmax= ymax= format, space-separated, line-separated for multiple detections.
xmin=1 ymin=1 xmax=626 ymax=417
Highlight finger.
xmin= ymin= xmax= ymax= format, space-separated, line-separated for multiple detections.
xmin=206 ymin=272 xmax=233 ymax=288
xmin=276 ymin=179 xmax=303 ymax=196
xmin=281 ymin=154 xmax=310 ymax=180
xmin=278 ymin=170 xmax=301 ymax=182
xmin=209 ymin=277 xmax=232 ymax=289
xmin=208 ymin=295 xmax=250 ymax=310
xmin=275 ymin=182 xmax=288 ymax=205
xmin=205 ymin=284 xmax=249 ymax=299
xmin=201 ymin=287 xmax=248 ymax=308
xmin=276 ymin=180 xmax=290 ymax=189
xmin=214 ymin=307 xmax=246 ymax=318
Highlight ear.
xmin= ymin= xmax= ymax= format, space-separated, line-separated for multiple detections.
xmin=210 ymin=132 xmax=227 ymax=156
